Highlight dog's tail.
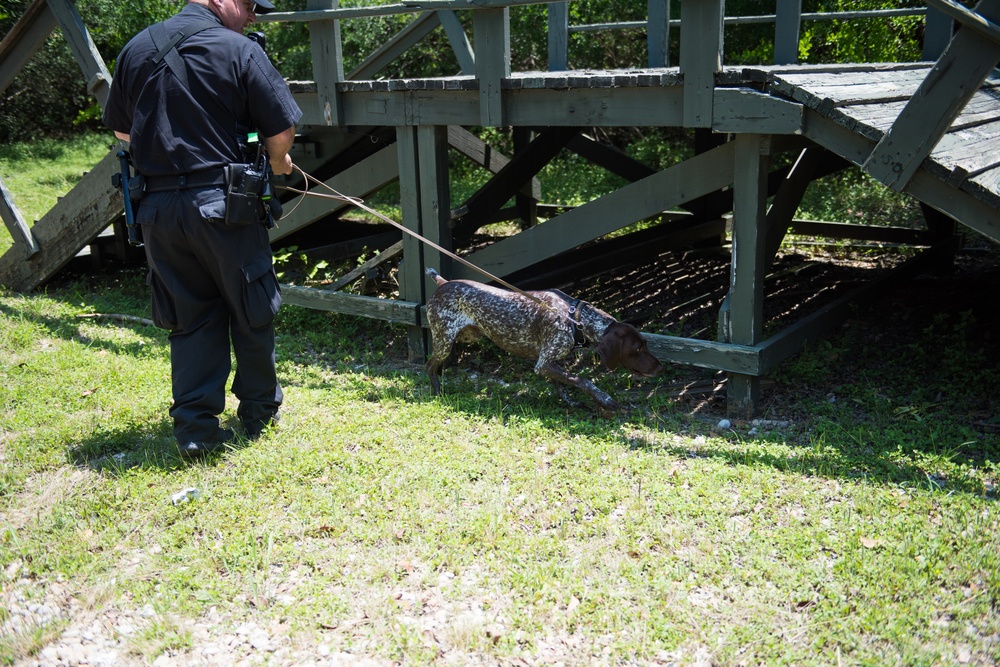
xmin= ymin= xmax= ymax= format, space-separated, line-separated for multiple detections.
xmin=425 ymin=267 xmax=448 ymax=286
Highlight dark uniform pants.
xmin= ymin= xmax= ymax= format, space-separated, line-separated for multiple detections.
xmin=137 ymin=185 xmax=282 ymax=444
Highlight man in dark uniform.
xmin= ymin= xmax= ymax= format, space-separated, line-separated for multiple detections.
xmin=103 ymin=0 xmax=302 ymax=458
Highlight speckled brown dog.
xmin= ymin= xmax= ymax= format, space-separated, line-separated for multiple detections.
xmin=424 ymin=268 xmax=663 ymax=414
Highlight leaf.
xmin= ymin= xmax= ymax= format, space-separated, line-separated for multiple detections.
xmin=860 ymin=537 xmax=878 ymax=549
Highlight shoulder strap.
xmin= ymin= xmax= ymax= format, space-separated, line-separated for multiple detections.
xmin=148 ymin=19 xmax=221 ymax=93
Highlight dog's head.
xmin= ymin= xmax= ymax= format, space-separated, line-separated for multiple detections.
xmin=595 ymin=322 xmax=663 ymax=377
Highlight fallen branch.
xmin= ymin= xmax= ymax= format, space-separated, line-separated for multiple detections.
xmin=76 ymin=313 xmax=156 ymax=327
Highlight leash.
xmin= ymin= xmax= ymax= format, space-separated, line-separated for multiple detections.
xmin=278 ymin=164 xmax=556 ymax=309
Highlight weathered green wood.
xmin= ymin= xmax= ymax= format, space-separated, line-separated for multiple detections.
xmin=308 ymin=0 xmax=345 ymax=126
xmin=395 ymin=126 xmax=425 ymax=358
xmin=786 ymin=220 xmax=934 ymax=245
xmin=711 ymin=89 xmax=802 ymax=134
xmin=547 ymin=1 xmax=568 ymax=71
xmin=643 ymin=334 xmax=762 ymax=376
xmin=456 ymin=141 xmax=737 ymax=280
xmin=774 ymin=0 xmax=802 ymax=65
xmin=327 ymin=240 xmax=403 ymax=292
xmin=647 ymin=0 xmax=670 ymax=67
xmin=347 ymin=11 xmax=441 ymax=80
xmin=0 ymin=150 xmax=120 ymax=293
xmin=270 ymin=143 xmax=399 ymax=243
xmin=864 ymin=0 xmax=1000 ymax=190
xmin=438 ymin=11 xmax=476 ymax=75
xmin=416 ymin=125 xmax=452 ymax=278
xmin=472 ymin=7 xmax=510 ymax=126
xmin=0 ymin=0 xmax=56 ymax=96
xmin=723 ymin=134 xmax=771 ymax=419
xmin=0 ymin=176 xmax=39 ymax=257
xmin=281 ymin=285 xmax=419 ymax=324
xmin=679 ymin=0 xmax=723 ymax=128
xmin=926 ymin=0 xmax=1000 ymax=43
xmin=45 ymin=0 xmax=111 ymax=108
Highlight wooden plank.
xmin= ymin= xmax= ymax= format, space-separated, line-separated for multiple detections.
xmin=680 ymin=0 xmax=723 ymax=128
xmin=270 ymin=143 xmax=399 ymax=243
xmin=0 ymin=0 xmax=56 ymax=96
xmin=864 ymin=0 xmax=1000 ymax=190
xmin=505 ymin=86 xmax=686 ymax=127
xmin=45 ymin=0 xmax=111 ymax=108
xmin=0 ymin=150 xmax=120 ymax=293
xmin=472 ymin=7 xmax=510 ymax=126
xmin=923 ymin=6 xmax=954 ymax=60
xmin=415 ymin=125 xmax=452 ymax=281
xmin=438 ymin=10 xmax=475 ymax=75
xmin=0 ymin=176 xmax=39 ymax=257
xmin=547 ymin=1 xmax=569 ymax=71
xmin=308 ymin=0 xmax=345 ymax=125
xmin=764 ymin=147 xmax=826 ymax=259
xmin=926 ymin=117 xmax=1000 ymax=179
xmin=457 ymin=141 xmax=737 ymax=280
xmin=281 ymin=284 xmax=419 ymax=324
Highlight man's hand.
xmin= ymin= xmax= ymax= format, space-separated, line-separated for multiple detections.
xmin=270 ymin=152 xmax=293 ymax=176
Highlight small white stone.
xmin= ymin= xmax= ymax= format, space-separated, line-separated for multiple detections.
xmin=717 ymin=419 xmax=731 ymax=429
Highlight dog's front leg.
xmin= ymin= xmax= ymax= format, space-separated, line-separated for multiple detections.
xmin=536 ymin=361 xmax=620 ymax=416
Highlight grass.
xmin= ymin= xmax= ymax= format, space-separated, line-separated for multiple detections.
xmin=1 ymin=134 xmax=999 ymax=666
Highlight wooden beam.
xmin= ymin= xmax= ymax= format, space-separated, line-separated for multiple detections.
xmin=457 ymin=140 xmax=737 ymax=279
xmin=0 ymin=0 xmax=56 ymax=97
xmin=774 ymin=0 xmax=802 ymax=65
xmin=711 ymin=89 xmax=802 ymax=134
xmin=438 ymin=10 xmax=475 ymax=75
xmin=863 ymin=0 xmax=1000 ymax=190
xmin=281 ymin=284 xmax=419 ymax=324
xmin=326 ymin=240 xmax=403 ymax=292
xmin=45 ymin=0 xmax=111 ymax=108
xmin=644 ymin=334 xmax=762 ymax=375
xmin=764 ymin=147 xmax=826 ymax=259
xmin=347 ymin=11 xmax=441 ymax=80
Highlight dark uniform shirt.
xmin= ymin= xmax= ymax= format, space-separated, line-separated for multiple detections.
xmin=103 ymin=3 xmax=302 ymax=177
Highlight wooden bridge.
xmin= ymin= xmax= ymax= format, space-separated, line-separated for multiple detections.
xmin=2 ymin=0 xmax=999 ymax=416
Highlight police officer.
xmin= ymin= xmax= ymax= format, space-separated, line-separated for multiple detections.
xmin=103 ymin=0 xmax=302 ymax=458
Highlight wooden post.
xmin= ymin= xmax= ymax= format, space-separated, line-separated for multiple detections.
xmin=473 ymin=7 xmax=511 ymax=126
xmin=922 ymin=6 xmax=954 ymax=61
xmin=547 ymin=1 xmax=569 ymax=71
xmin=723 ymin=134 xmax=770 ymax=419
xmin=680 ymin=0 xmax=723 ymax=128
xmin=308 ymin=0 xmax=345 ymax=126
xmin=439 ymin=10 xmax=476 ymax=75
xmin=648 ymin=0 xmax=670 ymax=67
xmin=773 ymin=0 xmax=802 ymax=65
xmin=396 ymin=126 xmax=450 ymax=361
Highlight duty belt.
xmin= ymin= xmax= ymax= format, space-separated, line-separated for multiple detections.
xmin=144 ymin=169 xmax=227 ymax=193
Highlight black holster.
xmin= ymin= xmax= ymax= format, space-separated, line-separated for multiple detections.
xmin=224 ymin=163 xmax=266 ymax=226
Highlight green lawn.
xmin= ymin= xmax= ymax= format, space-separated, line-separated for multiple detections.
xmin=0 ymin=134 xmax=998 ymax=666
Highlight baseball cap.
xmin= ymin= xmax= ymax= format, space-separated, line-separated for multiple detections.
xmin=251 ymin=0 xmax=275 ymax=14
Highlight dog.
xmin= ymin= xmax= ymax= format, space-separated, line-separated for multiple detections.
xmin=424 ymin=268 xmax=662 ymax=414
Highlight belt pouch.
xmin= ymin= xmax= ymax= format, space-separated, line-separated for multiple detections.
xmin=224 ymin=164 xmax=261 ymax=226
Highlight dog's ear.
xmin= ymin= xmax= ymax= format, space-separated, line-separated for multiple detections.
xmin=595 ymin=324 xmax=626 ymax=371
